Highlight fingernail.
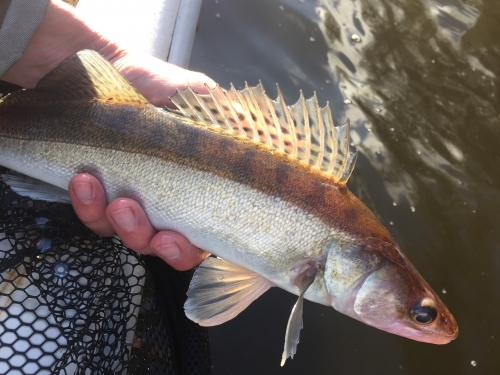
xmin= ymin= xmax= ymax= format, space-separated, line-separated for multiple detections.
xmin=109 ymin=207 xmax=136 ymax=230
xmin=156 ymin=240 xmax=181 ymax=260
xmin=73 ymin=182 xmax=94 ymax=203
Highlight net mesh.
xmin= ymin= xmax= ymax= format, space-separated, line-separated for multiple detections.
xmin=0 ymin=169 xmax=211 ymax=375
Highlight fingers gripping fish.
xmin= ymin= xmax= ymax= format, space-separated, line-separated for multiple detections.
xmin=0 ymin=50 xmax=458 ymax=365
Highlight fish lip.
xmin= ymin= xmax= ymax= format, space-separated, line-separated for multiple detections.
xmin=445 ymin=325 xmax=459 ymax=339
xmin=383 ymin=320 xmax=458 ymax=344
xmin=419 ymin=322 xmax=459 ymax=344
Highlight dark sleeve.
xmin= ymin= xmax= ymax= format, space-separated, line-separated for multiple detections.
xmin=0 ymin=0 xmax=50 ymax=77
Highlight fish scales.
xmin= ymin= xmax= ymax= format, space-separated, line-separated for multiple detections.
xmin=0 ymin=102 xmax=368 ymax=296
xmin=0 ymin=50 xmax=457 ymax=365
xmin=0 ymin=140 xmax=329 ymax=297
xmin=0 ymin=99 xmax=391 ymax=243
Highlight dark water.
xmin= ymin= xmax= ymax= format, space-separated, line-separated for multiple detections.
xmin=189 ymin=0 xmax=500 ymax=373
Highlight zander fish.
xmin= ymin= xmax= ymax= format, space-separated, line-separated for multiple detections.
xmin=0 ymin=50 xmax=458 ymax=365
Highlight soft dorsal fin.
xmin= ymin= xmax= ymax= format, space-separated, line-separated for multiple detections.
xmin=170 ymin=82 xmax=357 ymax=183
xmin=0 ymin=50 xmax=149 ymax=108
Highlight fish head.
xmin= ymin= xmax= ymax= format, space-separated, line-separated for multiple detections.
xmin=324 ymin=238 xmax=458 ymax=344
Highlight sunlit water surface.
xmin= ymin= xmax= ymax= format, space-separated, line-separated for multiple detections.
xmin=189 ymin=0 xmax=500 ymax=373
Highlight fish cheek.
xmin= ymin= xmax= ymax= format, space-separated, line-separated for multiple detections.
xmin=324 ymin=242 xmax=384 ymax=311
xmin=353 ymin=264 xmax=411 ymax=327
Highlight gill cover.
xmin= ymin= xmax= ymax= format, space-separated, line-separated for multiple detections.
xmin=324 ymin=240 xmax=386 ymax=314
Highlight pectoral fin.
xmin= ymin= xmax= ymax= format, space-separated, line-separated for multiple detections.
xmin=1 ymin=173 xmax=70 ymax=203
xmin=281 ymin=267 xmax=318 ymax=366
xmin=184 ymin=257 xmax=272 ymax=326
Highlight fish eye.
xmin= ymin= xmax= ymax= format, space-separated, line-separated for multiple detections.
xmin=411 ymin=298 xmax=438 ymax=324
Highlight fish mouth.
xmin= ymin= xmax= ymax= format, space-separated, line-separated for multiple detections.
xmin=440 ymin=311 xmax=459 ymax=341
xmin=445 ymin=325 xmax=459 ymax=340
xmin=410 ymin=320 xmax=459 ymax=344
xmin=375 ymin=308 xmax=459 ymax=345
xmin=389 ymin=324 xmax=458 ymax=345
xmin=428 ymin=333 xmax=457 ymax=344
xmin=409 ymin=314 xmax=459 ymax=344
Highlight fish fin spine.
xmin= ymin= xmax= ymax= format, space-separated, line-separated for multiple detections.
xmin=170 ymin=82 xmax=357 ymax=183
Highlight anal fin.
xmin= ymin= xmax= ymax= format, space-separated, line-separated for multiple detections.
xmin=184 ymin=257 xmax=272 ymax=326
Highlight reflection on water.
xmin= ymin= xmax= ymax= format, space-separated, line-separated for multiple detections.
xmin=190 ymin=0 xmax=500 ymax=373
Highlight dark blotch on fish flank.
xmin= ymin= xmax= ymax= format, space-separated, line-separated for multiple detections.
xmin=342 ymin=207 xmax=358 ymax=224
xmin=275 ymin=163 xmax=290 ymax=188
xmin=184 ymin=123 xmax=392 ymax=241
xmin=204 ymin=136 xmax=257 ymax=185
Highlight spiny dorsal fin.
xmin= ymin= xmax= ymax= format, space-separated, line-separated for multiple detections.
xmin=171 ymin=82 xmax=357 ymax=183
xmin=0 ymin=50 xmax=149 ymax=108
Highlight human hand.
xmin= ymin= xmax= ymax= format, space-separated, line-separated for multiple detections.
xmin=69 ymin=174 xmax=209 ymax=271
xmin=1 ymin=0 xmax=213 ymax=270
xmin=107 ymin=50 xmax=215 ymax=108
xmin=72 ymin=42 xmax=214 ymax=271
xmin=67 ymin=50 xmax=214 ymax=271
xmin=75 ymin=50 xmax=214 ymax=270
xmin=1 ymin=0 xmax=215 ymax=101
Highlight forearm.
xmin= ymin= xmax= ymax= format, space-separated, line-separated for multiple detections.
xmin=1 ymin=0 xmax=120 ymax=88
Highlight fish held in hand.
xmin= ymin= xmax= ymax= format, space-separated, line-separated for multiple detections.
xmin=0 ymin=50 xmax=458 ymax=365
